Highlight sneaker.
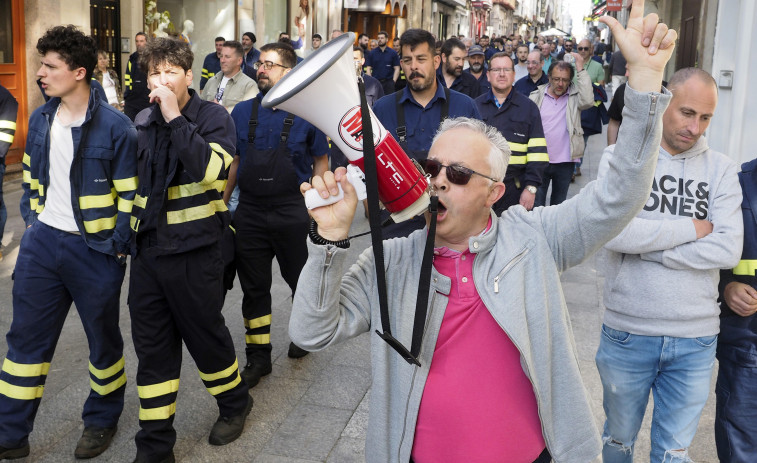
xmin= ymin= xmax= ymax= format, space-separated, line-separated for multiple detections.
xmin=0 ymin=443 xmax=30 ymax=460
xmin=287 ymin=342 xmax=310 ymax=359
xmin=240 ymin=361 xmax=272 ymax=388
xmin=575 ymin=166 xmax=582 ymax=176
xmin=74 ymin=426 xmax=117 ymax=459
xmin=208 ymin=394 xmax=254 ymax=446
xmin=132 ymin=451 xmax=175 ymax=463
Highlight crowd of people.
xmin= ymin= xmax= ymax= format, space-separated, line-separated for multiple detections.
xmin=0 ymin=0 xmax=755 ymax=461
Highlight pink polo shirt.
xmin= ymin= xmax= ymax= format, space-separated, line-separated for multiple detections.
xmin=411 ymin=222 xmax=546 ymax=462
xmin=540 ymin=86 xmax=574 ymax=164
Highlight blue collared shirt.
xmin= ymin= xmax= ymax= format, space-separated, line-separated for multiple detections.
xmin=230 ymin=93 xmax=329 ymax=184
xmin=514 ymin=73 xmax=549 ymax=97
xmin=367 ymin=46 xmax=400 ymax=81
xmin=372 ymin=81 xmax=481 ymax=155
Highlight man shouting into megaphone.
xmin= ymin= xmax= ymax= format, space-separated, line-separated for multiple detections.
xmin=291 ymin=1 xmax=677 ymax=462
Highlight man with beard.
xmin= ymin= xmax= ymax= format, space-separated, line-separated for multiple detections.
xmin=438 ymin=37 xmax=481 ymax=99
xmin=514 ymin=44 xmax=530 ymax=81
xmin=358 ymin=33 xmax=370 ymax=53
xmin=240 ymin=32 xmax=260 ymax=80
xmin=226 ymin=42 xmax=329 ymax=388
xmin=124 ymin=32 xmax=150 ymax=121
xmin=464 ymin=45 xmax=490 ymax=95
xmin=529 ymin=59 xmax=593 ymax=207
xmin=366 ymin=31 xmax=400 ymax=96
xmin=372 ymin=28 xmax=480 ymax=238
xmin=475 ymin=53 xmax=547 ymax=214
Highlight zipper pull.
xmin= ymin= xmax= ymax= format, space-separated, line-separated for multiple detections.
xmin=649 ymin=94 xmax=658 ymax=115
xmin=494 ymin=276 xmax=500 ymax=293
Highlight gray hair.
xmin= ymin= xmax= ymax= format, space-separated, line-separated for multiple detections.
xmin=432 ymin=117 xmax=510 ymax=181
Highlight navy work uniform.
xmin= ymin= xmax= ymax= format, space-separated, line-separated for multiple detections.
xmin=0 ymin=87 xmax=137 ymax=449
xmin=372 ymin=82 xmax=481 ymax=238
xmin=475 ymin=88 xmax=548 ymax=214
xmin=230 ymin=94 xmax=328 ymax=370
xmin=367 ymin=45 xmax=400 ymax=97
xmin=437 ymin=66 xmax=482 ymax=99
xmin=715 ymin=158 xmax=757 ymax=462
xmin=123 ymin=51 xmax=151 ymax=121
xmin=0 ymin=84 xmax=18 ymax=250
xmin=129 ymin=90 xmax=249 ymax=461
xmin=200 ymin=52 xmax=221 ymax=90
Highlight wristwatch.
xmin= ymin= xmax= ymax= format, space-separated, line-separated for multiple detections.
xmin=526 ymin=185 xmax=538 ymax=194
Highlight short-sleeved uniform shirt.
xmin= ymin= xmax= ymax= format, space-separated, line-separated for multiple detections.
xmin=367 ymin=46 xmax=400 ymax=81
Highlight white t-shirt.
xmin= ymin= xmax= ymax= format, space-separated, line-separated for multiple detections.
xmin=101 ymin=72 xmax=119 ymax=105
xmin=38 ymin=107 xmax=85 ymax=233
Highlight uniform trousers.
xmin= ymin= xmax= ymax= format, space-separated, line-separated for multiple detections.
xmin=234 ymin=196 xmax=309 ymax=362
xmin=128 ymin=240 xmax=249 ymax=460
xmin=0 ymin=221 xmax=126 ymax=448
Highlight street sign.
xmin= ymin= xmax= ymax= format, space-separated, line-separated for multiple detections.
xmin=607 ymin=0 xmax=623 ymax=11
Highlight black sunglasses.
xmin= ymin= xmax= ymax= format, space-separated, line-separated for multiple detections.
xmin=419 ymin=158 xmax=498 ymax=185
xmin=577 ymin=47 xmax=590 ymax=51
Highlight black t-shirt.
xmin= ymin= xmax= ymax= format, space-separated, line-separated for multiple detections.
xmin=608 ymin=81 xmax=667 ymax=123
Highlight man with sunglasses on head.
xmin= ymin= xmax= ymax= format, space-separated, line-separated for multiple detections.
xmin=290 ymin=1 xmax=678 ymax=461
xmin=226 ymin=42 xmax=329 ymax=389
xmin=576 ymin=38 xmax=605 ymax=85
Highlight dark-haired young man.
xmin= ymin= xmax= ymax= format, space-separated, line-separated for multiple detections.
xmin=372 ymin=28 xmax=480 ymax=238
xmin=366 ymin=31 xmax=400 ymax=96
xmin=0 ymin=25 xmax=137 ymax=460
xmin=128 ymin=37 xmax=252 ymax=462
xmin=227 ymin=42 xmax=329 ymax=388
xmin=438 ymin=38 xmax=481 ymax=99
xmin=200 ymin=36 xmax=225 ymax=91
xmin=124 ymin=32 xmax=151 ymax=121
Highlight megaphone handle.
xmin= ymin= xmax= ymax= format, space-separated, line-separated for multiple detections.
xmin=304 ymin=165 xmax=367 ymax=209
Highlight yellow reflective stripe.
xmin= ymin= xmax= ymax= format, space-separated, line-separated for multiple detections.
xmin=508 ymin=156 xmax=527 ymax=165
xmin=202 ymin=151 xmax=224 ymax=184
xmin=207 ymin=375 xmax=241 ymax=396
xmin=199 ymin=359 xmax=239 ymax=382
xmin=594 ymin=100 xmax=603 ymax=107
xmin=22 ymin=170 xmax=31 ymax=184
xmin=113 ymin=176 xmax=138 ymax=192
xmin=0 ymin=120 xmax=16 ymax=130
xmin=2 ymin=359 xmax=51 ymax=377
xmin=246 ymin=333 xmax=271 ymax=345
xmin=0 ymin=380 xmax=44 ymax=400
xmin=528 ymin=138 xmax=547 ymax=148
xmin=209 ymin=143 xmax=233 ymax=169
xmin=138 ymin=379 xmax=180 ymax=399
xmin=166 ymin=200 xmax=227 ymax=225
xmin=89 ymin=356 xmax=125 ymax=380
xmin=139 ymin=402 xmax=176 ymax=421
xmin=23 ymin=152 xmax=31 ymax=165
xmin=733 ymin=260 xmax=757 ymax=276
xmin=83 ymin=215 xmax=117 ymax=233
xmin=79 ymin=191 xmax=116 ymax=210
xmin=526 ymin=152 xmax=550 ymax=162
xmin=134 ymin=194 xmax=147 ymax=209
xmin=30 ymin=197 xmax=39 ymax=211
xmin=130 ymin=215 xmax=139 ymax=231
xmin=245 ymin=314 xmax=272 ymax=329
xmin=0 ymin=132 xmax=13 ymax=143
xmin=90 ymin=372 xmax=126 ymax=396
xmin=167 ymin=180 xmax=226 ymax=200
xmin=508 ymin=142 xmax=528 ymax=153
xmin=118 ymin=198 xmax=134 ymax=214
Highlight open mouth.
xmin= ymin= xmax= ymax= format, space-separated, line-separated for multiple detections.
xmin=435 ymin=199 xmax=448 ymax=220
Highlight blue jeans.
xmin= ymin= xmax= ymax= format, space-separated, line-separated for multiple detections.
xmin=595 ymin=324 xmax=717 ymax=463
xmin=535 ymin=162 xmax=574 ymax=207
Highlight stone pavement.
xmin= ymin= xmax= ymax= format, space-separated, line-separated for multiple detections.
xmin=0 ymin=126 xmax=719 ymax=462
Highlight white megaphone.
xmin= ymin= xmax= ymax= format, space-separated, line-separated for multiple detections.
xmin=261 ymin=32 xmax=430 ymax=224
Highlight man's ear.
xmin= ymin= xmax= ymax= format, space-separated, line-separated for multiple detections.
xmin=487 ymin=182 xmax=506 ymax=207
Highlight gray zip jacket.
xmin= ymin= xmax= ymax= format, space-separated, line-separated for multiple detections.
xmin=290 ymin=84 xmax=671 ymax=463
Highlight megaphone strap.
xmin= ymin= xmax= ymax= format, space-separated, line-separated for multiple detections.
xmin=394 ymin=86 xmax=450 ymax=148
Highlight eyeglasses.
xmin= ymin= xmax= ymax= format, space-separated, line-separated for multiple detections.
xmin=253 ymin=60 xmax=291 ymax=71
xmin=550 ymin=77 xmax=571 ymax=84
xmin=419 ymin=159 xmax=498 ymax=185
xmin=489 ymin=67 xmax=514 ymax=74
xmin=577 ymin=47 xmax=590 ymax=51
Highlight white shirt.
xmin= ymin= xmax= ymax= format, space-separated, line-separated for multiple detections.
xmin=38 ymin=107 xmax=84 ymax=233
xmin=101 ymin=72 xmax=119 ymax=105
xmin=514 ymin=63 xmax=529 ymax=82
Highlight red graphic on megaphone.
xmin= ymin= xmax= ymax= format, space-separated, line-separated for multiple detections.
xmin=261 ymin=32 xmax=429 ymax=223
